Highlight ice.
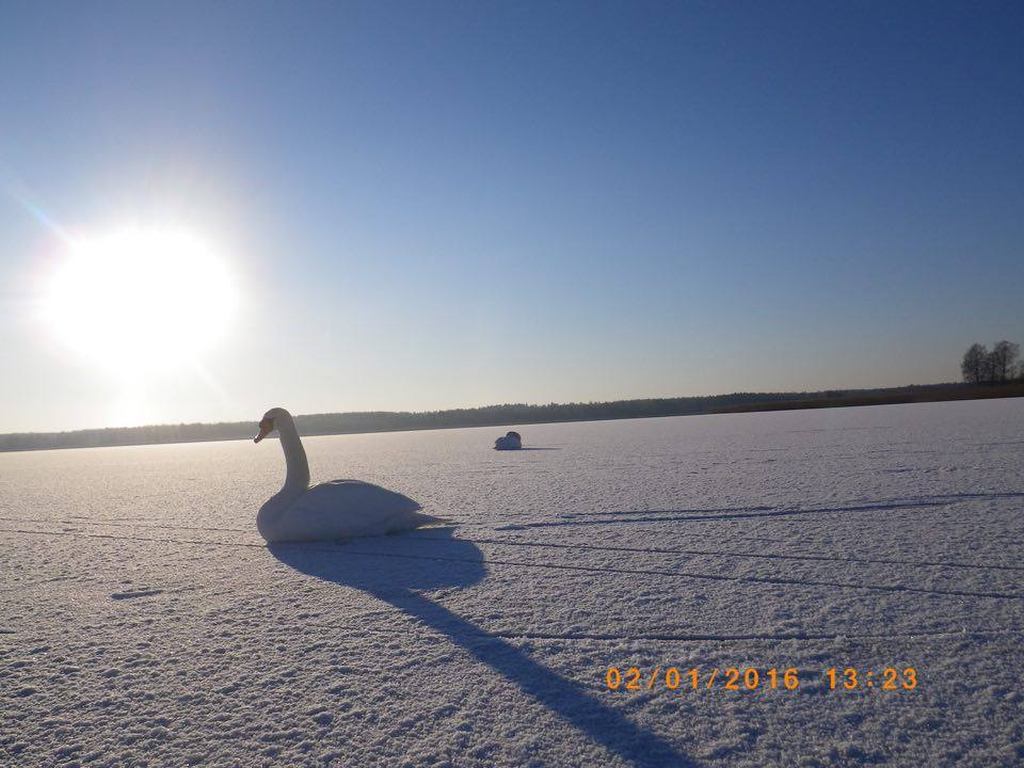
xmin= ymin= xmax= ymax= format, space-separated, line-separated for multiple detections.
xmin=1 ymin=398 xmax=1022 ymax=766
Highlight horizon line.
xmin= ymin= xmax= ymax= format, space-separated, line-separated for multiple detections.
xmin=4 ymin=378 xmax=1005 ymax=442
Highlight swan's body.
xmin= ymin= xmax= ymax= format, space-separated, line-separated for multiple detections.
xmin=255 ymin=407 xmax=437 ymax=543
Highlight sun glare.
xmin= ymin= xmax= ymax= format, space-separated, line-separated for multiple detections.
xmin=44 ymin=228 xmax=237 ymax=372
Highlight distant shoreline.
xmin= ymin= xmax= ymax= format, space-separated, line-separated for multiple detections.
xmin=711 ymin=382 xmax=1024 ymax=413
xmin=2 ymin=382 xmax=1022 ymax=454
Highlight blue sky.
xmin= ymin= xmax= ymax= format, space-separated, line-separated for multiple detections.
xmin=1 ymin=1 xmax=1022 ymax=432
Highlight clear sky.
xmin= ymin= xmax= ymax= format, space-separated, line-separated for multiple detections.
xmin=1 ymin=1 xmax=1022 ymax=433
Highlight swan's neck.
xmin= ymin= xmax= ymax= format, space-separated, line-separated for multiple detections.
xmin=277 ymin=415 xmax=310 ymax=493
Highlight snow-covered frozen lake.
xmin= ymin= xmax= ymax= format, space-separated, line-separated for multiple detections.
xmin=2 ymin=399 xmax=1023 ymax=767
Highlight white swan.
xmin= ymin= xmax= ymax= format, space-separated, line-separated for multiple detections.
xmin=494 ymin=431 xmax=522 ymax=450
xmin=253 ymin=407 xmax=438 ymax=543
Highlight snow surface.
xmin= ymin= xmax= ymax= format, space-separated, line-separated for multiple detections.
xmin=1 ymin=399 xmax=1022 ymax=767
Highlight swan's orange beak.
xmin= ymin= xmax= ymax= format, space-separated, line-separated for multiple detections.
xmin=254 ymin=418 xmax=273 ymax=443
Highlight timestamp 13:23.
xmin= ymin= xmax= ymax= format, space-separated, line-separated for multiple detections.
xmin=605 ymin=666 xmax=918 ymax=692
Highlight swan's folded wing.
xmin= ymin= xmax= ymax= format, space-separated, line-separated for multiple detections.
xmin=285 ymin=480 xmax=438 ymax=540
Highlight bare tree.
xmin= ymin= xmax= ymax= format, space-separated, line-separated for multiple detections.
xmin=989 ymin=340 xmax=1020 ymax=383
xmin=961 ymin=343 xmax=989 ymax=384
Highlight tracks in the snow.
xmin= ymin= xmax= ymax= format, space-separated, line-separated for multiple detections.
xmin=2 ymin=523 xmax=1022 ymax=601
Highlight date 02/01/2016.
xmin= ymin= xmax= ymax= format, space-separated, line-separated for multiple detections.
xmin=605 ymin=666 xmax=918 ymax=692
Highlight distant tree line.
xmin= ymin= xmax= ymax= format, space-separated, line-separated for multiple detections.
xmin=961 ymin=340 xmax=1021 ymax=384
xmin=3 ymin=381 xmax=1022 ymax=453
xmin=0 ymin=393 xmax=812 ymax=453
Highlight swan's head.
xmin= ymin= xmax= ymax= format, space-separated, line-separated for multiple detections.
xmin=254 ymin=406 xmax=290 ymax=443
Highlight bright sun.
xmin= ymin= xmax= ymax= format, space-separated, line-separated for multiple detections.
xmin=44 ymin=227 xmax=237 ymax=371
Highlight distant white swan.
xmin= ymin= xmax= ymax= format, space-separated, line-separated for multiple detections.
xmin=254 ymin=407 xmax=437 ymax=543
xmin=494 ymin=431 xmax=522 ymax=450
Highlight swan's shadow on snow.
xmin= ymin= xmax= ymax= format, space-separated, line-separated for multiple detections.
xmin=269 ymin=527 xmax=693 ymax=768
